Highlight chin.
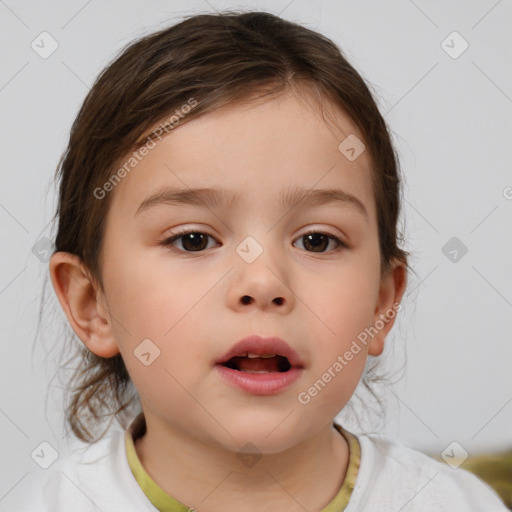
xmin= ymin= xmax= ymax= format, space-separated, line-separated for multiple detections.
xmin=205 ymin=408 xmax=316 ymax=455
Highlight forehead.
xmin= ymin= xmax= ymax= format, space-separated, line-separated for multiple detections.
xmin=106 ymin=90 xmax=376 ymax=224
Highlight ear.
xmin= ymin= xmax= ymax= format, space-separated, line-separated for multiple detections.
xmin=49 ymin=251 xmax=120 ymax=358
xmin=368 ymin=259 xmax=408 ymax=357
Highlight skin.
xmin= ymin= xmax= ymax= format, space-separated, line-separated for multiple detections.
xmin=50 ymin=89 xmax=407 ymax=511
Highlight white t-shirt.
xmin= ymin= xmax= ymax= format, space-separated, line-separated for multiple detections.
xmin=18 ymin=417 xmax=507 ymax=511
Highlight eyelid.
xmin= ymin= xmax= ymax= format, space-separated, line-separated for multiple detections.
xmin=161 ymin=227 xmax=220 ymax=246
xmin=298 ymin=224 xmax=349 ymax=244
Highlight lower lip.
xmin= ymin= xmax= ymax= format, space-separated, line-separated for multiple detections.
xmin=215 ymin=365 xmax=303 ymax=395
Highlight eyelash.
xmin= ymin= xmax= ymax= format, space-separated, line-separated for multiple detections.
xmin=160 ymin=228 xmax=348 ymax=253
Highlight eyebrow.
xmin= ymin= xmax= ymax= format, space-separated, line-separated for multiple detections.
xmin=135 ymin=186 xmax=368 ymax=219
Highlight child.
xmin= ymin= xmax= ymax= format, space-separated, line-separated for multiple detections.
xmin=22 ymin=10 xmax=507 ymax=511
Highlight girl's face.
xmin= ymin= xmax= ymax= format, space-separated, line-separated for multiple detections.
xmin=92 ymin=91 xmax=405 ymax=452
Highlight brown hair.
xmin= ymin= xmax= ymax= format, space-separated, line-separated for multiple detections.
xmin=45 ymin=10 xmax=409 ymax=443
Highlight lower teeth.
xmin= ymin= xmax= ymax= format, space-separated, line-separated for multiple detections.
xmin=240 ymin=370 xmax=270 ymax=373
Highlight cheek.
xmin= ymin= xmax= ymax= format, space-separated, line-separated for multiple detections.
xmin=299 ymin=256 xmax=379 ymax=407
xmin=302 ymin=263 xmax=379 ymax=345
xmin=105 ymin=252 xmax=215 ymax=379
xmin=104 ymin=250 xmax=210 ymax=340
xmin=124 ymin=355 xmax=202 ymax=427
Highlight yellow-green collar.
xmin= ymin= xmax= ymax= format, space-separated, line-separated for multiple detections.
xmin=125 ymin=413 xmax=360 ymax=511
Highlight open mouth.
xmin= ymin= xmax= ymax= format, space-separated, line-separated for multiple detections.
xmin=215 ymin=336 xmax=304 ymax=394
xmin=220 ymin=353 xmax=292 ymax=373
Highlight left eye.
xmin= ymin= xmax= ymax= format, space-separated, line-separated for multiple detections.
xmin=293 ymin=231 xmax=347 ymax=253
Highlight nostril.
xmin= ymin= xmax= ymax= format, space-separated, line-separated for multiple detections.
xmin=240 ymin=296 xmax=284 ymax=305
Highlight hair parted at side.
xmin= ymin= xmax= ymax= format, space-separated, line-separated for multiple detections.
xmin=45 ymin=10 xmax=409 ymax=443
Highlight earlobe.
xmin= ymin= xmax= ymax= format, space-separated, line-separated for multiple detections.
xmin=48 ymin=251 xmax=120 ymax=358
xmin=368 ymin=260 xmax=408 ymax=357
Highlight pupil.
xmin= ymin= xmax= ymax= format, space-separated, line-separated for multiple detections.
xmin=183 ymin=233 xmax=207 ymax=251
xmin=304 ymin=233 xmax=327 ymax=252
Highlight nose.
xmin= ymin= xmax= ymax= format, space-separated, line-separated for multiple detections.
xmin=227 ymin=244 xmax=295 ymax=313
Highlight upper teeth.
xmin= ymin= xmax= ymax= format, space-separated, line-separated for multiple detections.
xmin=246 ymin=353 xmax=275 ymax=359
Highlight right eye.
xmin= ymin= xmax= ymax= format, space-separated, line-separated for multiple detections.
xmin=160 ymin=229 xmax=220 ymax=252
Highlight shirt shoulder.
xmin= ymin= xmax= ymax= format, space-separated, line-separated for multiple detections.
xmin=346 ymin=432 xmax=508 ymax=512
xmin=17 ymin=426 xmax=158 ymax=512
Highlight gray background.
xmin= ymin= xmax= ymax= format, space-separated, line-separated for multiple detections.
xmin=1 ymin=0 xmax=511 ymax=507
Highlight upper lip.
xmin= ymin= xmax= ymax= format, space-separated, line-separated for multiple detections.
xmin=216 ymin=335 xmax=304 ymax=368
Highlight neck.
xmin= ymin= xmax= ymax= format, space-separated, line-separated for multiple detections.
xmin=134 ymin=417 xmax=350 ymax=512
